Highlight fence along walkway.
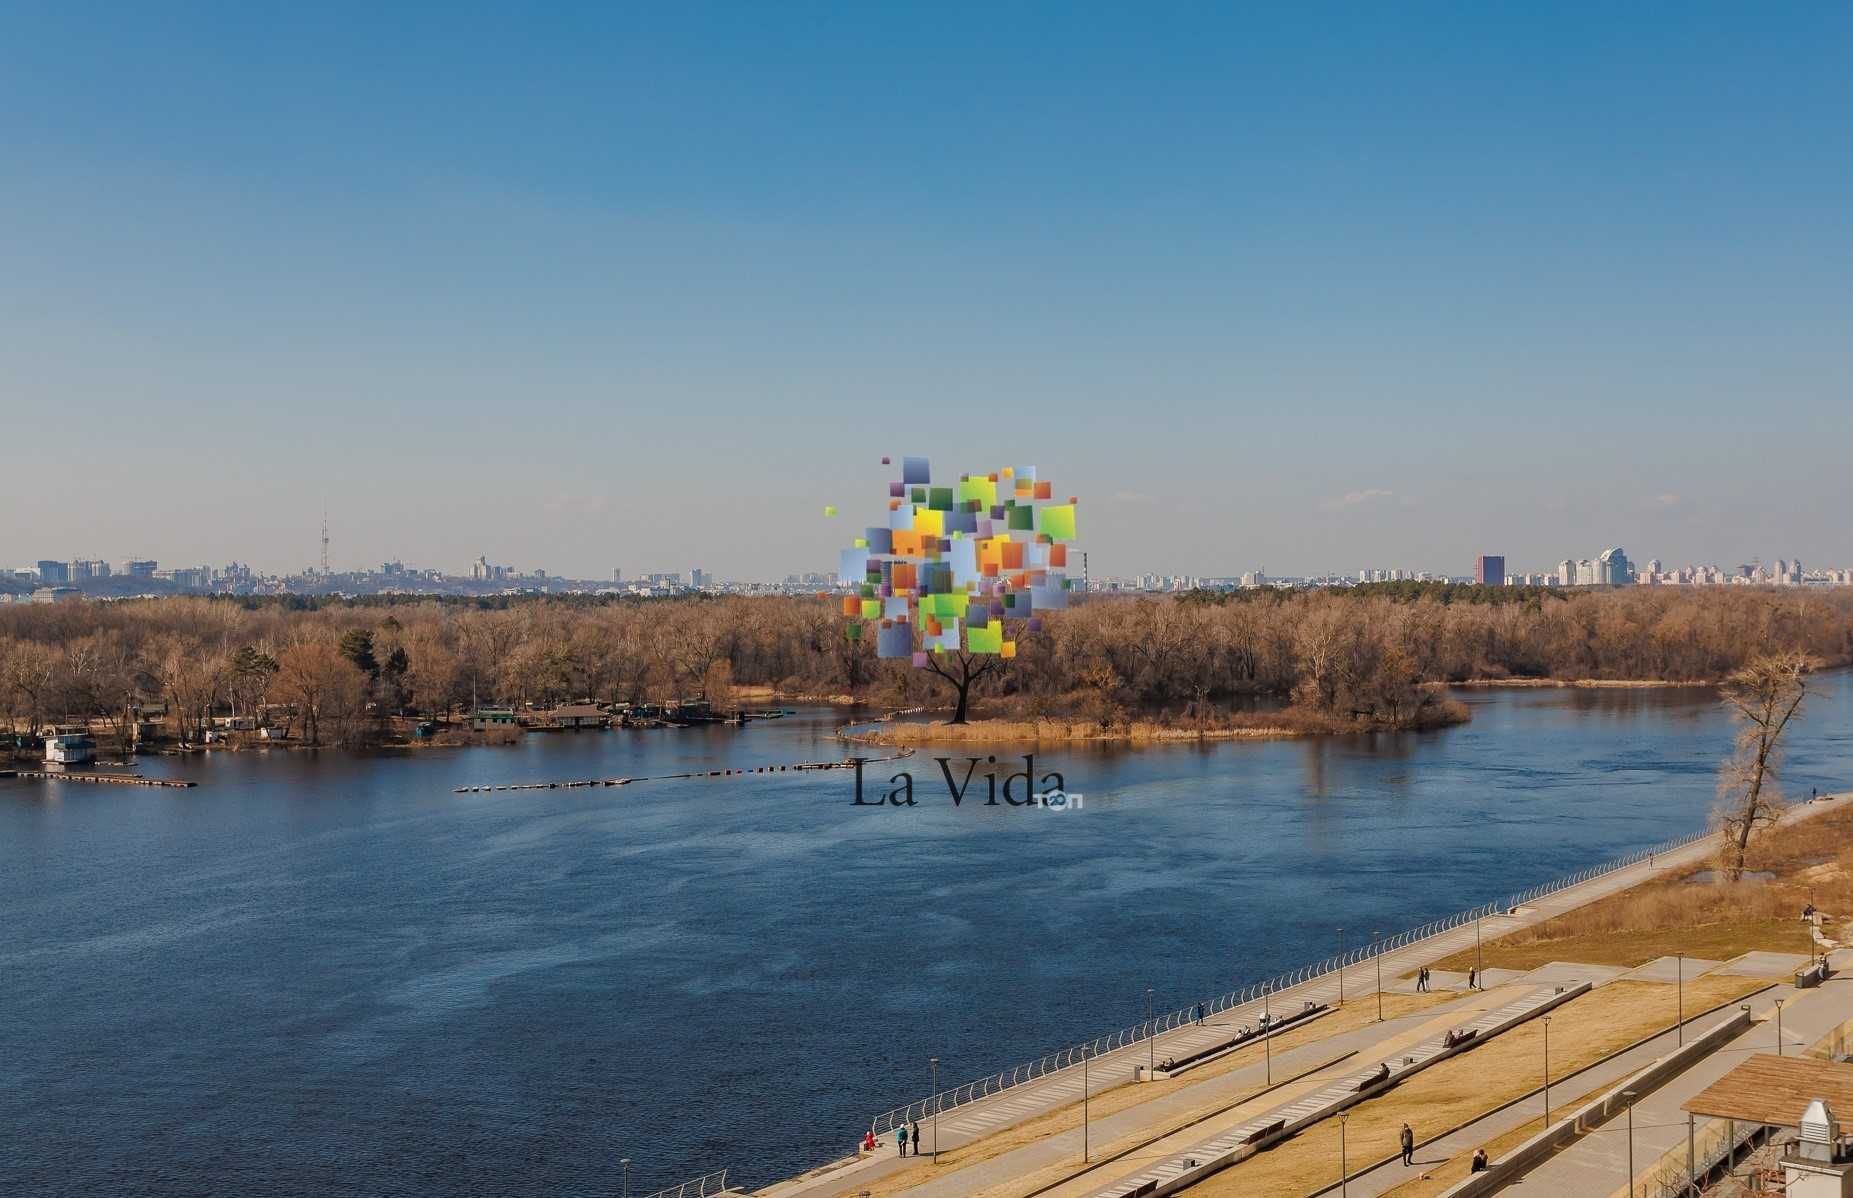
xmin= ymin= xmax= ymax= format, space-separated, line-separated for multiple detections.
xmin=869 ymin=824 xmax=1723 ymax=1146
xmin=639 ymin=1167 xmax=731 ymax=1198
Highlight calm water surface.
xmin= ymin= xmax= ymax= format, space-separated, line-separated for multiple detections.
xmin=4 ymin=674 xmax=1852 ymax=1195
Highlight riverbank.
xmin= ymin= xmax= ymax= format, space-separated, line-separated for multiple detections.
xmin=841 ymin=702 xmax=1470 ymax=746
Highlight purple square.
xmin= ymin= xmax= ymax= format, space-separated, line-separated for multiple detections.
xmin=911 ymin=651 xmax=929 ymax=668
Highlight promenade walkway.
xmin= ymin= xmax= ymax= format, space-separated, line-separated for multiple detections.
xmin=757 ymin=795 xmax=1850 ymax=1198
xmin=1497 ymin=956 xmax=1853 ymax=1195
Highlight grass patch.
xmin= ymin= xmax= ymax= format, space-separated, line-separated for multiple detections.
xmin=1432 ymin=803 xmax=1853 ymax=973
xmin=1178 ymin=976 xmax=1765 ymax=1198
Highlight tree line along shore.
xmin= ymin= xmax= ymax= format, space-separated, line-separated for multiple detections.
xmin=0 ymin=584 xmax=1848 ymax=750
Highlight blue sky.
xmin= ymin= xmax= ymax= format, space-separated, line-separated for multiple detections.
xmin=3 ymin=3 xmax=1848 ymax=579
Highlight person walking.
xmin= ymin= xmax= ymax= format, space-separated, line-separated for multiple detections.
xmin=909 ymin=1120 xmax=921 ymax=1155
xmin=1195 ymin=1002 xmax=1205 ymax=1026
xmin=1417 ymin=966 xmax=1429 ymax=993
xmin=896 ymin=1124 xmax=908 ymax=1156
xmin=1400 ymin=1122 xmax=1415 ymax=1166
xmin=1467 ymin=966 xmax=1477 ymax=990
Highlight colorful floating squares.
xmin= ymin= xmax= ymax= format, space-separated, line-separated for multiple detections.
xmin=838 ymin=458 xmax=1077 ymax=657
xmin=845 ymin=620 xmax=862 ymax=641
xmin=1039 ymin=504 xmax=1077 ymax=542
xmin=911 ymin=651 xmax=929 ymax=668
xmin=958 ymin=476 xmax=997 ymax=508
xmin=824 ymin=505 xmax=838 ymax=516
xmin=876 ymin=621 xmax=913 ymax=658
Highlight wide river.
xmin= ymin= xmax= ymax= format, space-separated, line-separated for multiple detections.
xmin=5 ymin=674 xmax=1852 ymax=1196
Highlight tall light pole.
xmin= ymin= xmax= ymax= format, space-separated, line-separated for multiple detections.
xmin=1263 ymin=989 xmax=1273 ymax=1084
xmin=1374 ymin=931 xmax=1384 ymax=1021
xmin=1624 ymin=1091 xmax=1638 ymax=1190
xmin=929 ymin=1057 xmax=940 ymax=1162
xmin=1339 ymin=1111 xmax=1349 ymax=1197
xmin=1475 ymin=915 xmax=1483 ymax=987
xmin=1674 ymin=952 xmax=1685 ymax=1045
xmin=1146 ymin=987 xmax=1155 ymax=1079
xmin=620 ymin=1158 xmax=631 ymax=1198
xmin=1082 ymin=1047 xmax=1091 ymax=1163
xmin=1338 ymin=926 xmax=1346 ymax=1007
xmin=1542 ymin=1016 xmax=1552 ymax=1125
xmin=1777 ymin=999 xmax=1785 ymax=1057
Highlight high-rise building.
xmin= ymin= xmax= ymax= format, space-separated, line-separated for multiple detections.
xmin=612 ymin=568 xmax=623 ymax=583
xmin=1596 ymin=547 xmax=1633 ymax=586
xmin=121 ymin=559 xmax=157 ymax=578
xmin=1475 ymin=555 xmax=1505 ymax=585
xmin=689 ymin=568 xmax=707 ymax=588
xmin=36 ymin=560 xmax=68 ymax=584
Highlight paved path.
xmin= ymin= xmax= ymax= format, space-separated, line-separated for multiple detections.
xmin=1497 ymin=957 xmax=1853 ymax=1196
xmin=1081 ymin=986 xmax=1574 ymax=1198
xmin=1320 ymin=979 xmax=1786 ymax=1197
xmin=758 ymin=795 xmax=1850 ymax=1198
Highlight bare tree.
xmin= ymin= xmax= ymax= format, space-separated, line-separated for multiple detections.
xmin=1716 ymin=652 xmax=1810 ymax=881
xmin=922 ymin=650 xmax=1005 ymax=724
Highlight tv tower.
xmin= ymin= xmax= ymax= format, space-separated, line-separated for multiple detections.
xmin=320 ymin=504 xmax=330 ymax=575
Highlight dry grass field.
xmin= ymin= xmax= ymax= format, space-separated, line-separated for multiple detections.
xmin=1179 ymin=976 xmax=1765 ymax=1198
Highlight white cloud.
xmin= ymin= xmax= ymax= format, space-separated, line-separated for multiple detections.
xmin=1320 ymin=488 xmax=1394 ymax=512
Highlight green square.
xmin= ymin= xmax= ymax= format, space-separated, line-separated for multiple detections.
xmin=929 ymin=486 xmax=954 ymax=511
xmin=1008 ymin=505 xmax=1035 ymax=531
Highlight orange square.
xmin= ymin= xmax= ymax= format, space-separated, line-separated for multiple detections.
xmin=842 ymin=596 xmax=861 ymax=616
xmin=1034 ymin=481 xmax=1052 ymax=500
xmin=891 ymin=562 xmax=917 ymax=590
xmin=1050 ymin=545 xmax=1067 ymax=567
xmin=1001 ymin=541 xmax=1025 ymax=570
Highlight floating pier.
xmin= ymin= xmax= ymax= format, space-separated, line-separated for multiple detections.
xmin=453 ymin=749 xmax=914 ymax=794
xmin=8 ymin=770 xmax=196 ymax=788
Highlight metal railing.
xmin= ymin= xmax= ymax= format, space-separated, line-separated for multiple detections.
xmin=868 ymin=822 xmax=1721 ymax=1137
xmin=640 ymin=1167 xmax=730 ymax=1198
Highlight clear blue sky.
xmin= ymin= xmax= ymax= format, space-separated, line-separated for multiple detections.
xmin=3 ymin=3 xmax=1848 ymax=579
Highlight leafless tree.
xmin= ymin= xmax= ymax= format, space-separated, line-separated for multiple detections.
xmin=1716 ymin=652 xmax=1810 ymax=881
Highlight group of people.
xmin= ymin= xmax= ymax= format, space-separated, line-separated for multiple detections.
xmin=1412 ymin=964 xmax=1483 ymax=991
xmin=861 ymin=1122 xmax=926 ymax=1156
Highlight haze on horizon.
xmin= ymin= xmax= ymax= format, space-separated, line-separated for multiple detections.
xmin=2 ymin=4 xmax=1849 ymax=582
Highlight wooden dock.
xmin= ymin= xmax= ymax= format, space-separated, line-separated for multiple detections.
xmin=8 ymin=770 xmax=196 ymax=788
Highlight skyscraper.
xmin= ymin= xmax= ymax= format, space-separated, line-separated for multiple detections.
xmin=1475 ymin=555 xmax=1505 ymax=585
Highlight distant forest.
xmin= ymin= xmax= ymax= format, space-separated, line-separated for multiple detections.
xmin=2 ymin=585 xmax=1849 ymax=745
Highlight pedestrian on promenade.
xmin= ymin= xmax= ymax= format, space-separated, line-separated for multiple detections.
xmin=1400 ymin=1123 xmax=1414 ymax=1167
xmin=896 ymin=1124 xmax=908 ymax=1155
xmin=1470 ymin=1147 xmax=1488 ymax=1173
xmin=1467 ymin=966 xmax=1477 ymax=989
xmin=862 ymin=1130 xmax=876 ymax=1154
xmin=1417 ymin=966 xmax=1429 ymax=992
xmin=909 ymin=1120 xmax=920 ymax=1155
xmin=1195 ymin=1002 xmax=1205 ymax=1025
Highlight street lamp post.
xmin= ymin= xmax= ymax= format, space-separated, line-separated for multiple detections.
xmin=1146 ymin=988 xmax=1155 ymax=1080
xmin=1338 ymin=926 xmax=1346 ymax=1007
xmin=1676 ymin=952 xmax=1684 ymax=1046
xmin=1264 ymin=989 xmax=1273 ymax=1085
xmin=1624 ymin=1091 xmax=1638 ymax=1190
xmin=1542 ymin=1016 xmax=1552 ymax=1125
xmin=1082 ymin=1047 xmax=1091 ymax=1163
xmin=1374 ymin=931 xmax=1384 ymax=1021
xmin=1475 ymin=915 xmax=1483 ymax=987
xmin=620 ymin=1158 xmax=631 ymax=1198
xmin=1339 ymin=1111 xmax=1349 ymax=1197
xmin=930 ymin=1057 xmax=939 ymax=1162
xmin=1777 ymin=999 xmax=1785 ymax=1057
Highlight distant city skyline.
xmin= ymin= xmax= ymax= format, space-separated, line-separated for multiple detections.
xmin=3 ymin=7 xmax=1850 ymax=576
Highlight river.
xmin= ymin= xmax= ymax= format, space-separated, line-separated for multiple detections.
xmin=4 ymin=673 xmax=1851 ymax=1196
